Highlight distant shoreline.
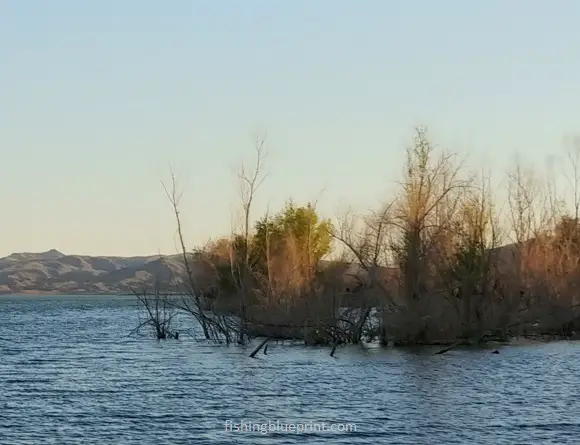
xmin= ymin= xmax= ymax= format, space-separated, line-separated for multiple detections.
xmin=0 ymin=291 xmax=125 ymax=296
xmin=0 ymin=291 xmax=186 ymax=297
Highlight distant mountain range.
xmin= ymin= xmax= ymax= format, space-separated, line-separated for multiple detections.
xmin=0 ymin=249 xmax=190 ymax=295
xmin=0 ymin=243 xmax=519 ymax=296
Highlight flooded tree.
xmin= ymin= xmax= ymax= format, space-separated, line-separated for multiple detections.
xmin=132 ymin=127 xmax=580 ymax=352
xmin=130 ymin=288 xmax=179 ymax=340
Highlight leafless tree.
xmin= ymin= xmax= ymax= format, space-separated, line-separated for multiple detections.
xmin=394 ymin=127 xmax=466 ymax=305
xmin=331 ymin=204 xmax=396 ymax=297
xmin=130 ymin=286 xmax=179 ymax=340
xmin=161 ymin=172 xmax=211 ymax=339
xmin=564 ymin=137 xmax=580 ymax=224
xmin=507 ymin=158 xmax=540 ymax=245
xmin=229 ymin=134 xmax=268 ymax=344
xmin=156 ymin=171 xmax=240 ymax=343
xmin=441 ymin=170 xmax=501 ymax=340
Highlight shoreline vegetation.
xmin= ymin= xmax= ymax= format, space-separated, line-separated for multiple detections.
xmin=85 ymin=129 xmax=580 ymax=352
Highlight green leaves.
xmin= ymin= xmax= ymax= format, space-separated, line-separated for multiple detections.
xmin=253 ymin=202 xmax=333 ymax=268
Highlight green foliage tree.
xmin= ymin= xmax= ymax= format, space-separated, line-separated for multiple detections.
xmin=252 ymin=201 xmax=333 ymax=270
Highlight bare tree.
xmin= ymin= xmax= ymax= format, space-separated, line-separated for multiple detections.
xmin=156 ymin=171 xmax=241 ymax=344
xmin=504 ymin=158 xmax=544 ymax=321
xmin=542 ymin=155 xmax=564 ymax=235
xmin=507 ymin=159 xmax=540 ymax=245
xmin=564 ymin=138 xmax=580 ymax=224
xmin=161 ymin=172 xmax=211 ymax=339
xmin=330 ymin=201 xmax=401 ymax=345
xmin=130 ymin=286 xmax=179 ymax=340
xmin=331 ymin=204 xmax=396 ymax=290
xmin=441 ymin=170 xmax=501 ymax=340
xmin=391 ymin=128 xmax=466 ymax=306
xmin=230 ymin=134 xmax=268 ymax=344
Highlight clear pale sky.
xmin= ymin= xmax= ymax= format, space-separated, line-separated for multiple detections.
xmin=1 ymin=1 xmax=579 ymax=257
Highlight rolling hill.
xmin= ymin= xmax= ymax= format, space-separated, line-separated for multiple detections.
xmin=0 ymin=250 xmax=190 ymax=295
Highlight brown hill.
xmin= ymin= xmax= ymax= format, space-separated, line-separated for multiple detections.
xmin=0 ymin=250 xmax=189 ymax=295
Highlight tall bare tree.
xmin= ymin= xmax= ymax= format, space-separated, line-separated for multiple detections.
xmin=158 ymin=171 xmax=239 ymax=343
xmin=564 ymin=137 xmax=580 ymax=224
xmin=231 ymin=134 xmax=268 ymax=343
xmin=161 ymin=172 xmax=211 ymax=339
xmin=394 ymin=127 xmax=465 ymax=305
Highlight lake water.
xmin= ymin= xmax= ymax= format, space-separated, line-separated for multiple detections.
xmin=0 ymin=294 xmax=579 ymax=444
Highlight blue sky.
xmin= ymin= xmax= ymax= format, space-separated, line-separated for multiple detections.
xmin=1 ymin=0 xmax=579 ymax=257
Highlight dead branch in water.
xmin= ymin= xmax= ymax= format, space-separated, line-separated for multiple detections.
xmin=249 ymin=337 xmax=269 ymax=358
xmin=330 ymin=341 xmax=338 ymax=357
xmin=434 ymin=342 xmax=458 ymax=355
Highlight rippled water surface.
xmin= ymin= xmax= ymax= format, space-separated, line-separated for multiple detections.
xmin=1 ymin=295 xmax=579 ymax=444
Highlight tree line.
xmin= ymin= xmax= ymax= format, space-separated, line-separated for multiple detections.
xmin=133 ymin=128 xmax=580 ymax=352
